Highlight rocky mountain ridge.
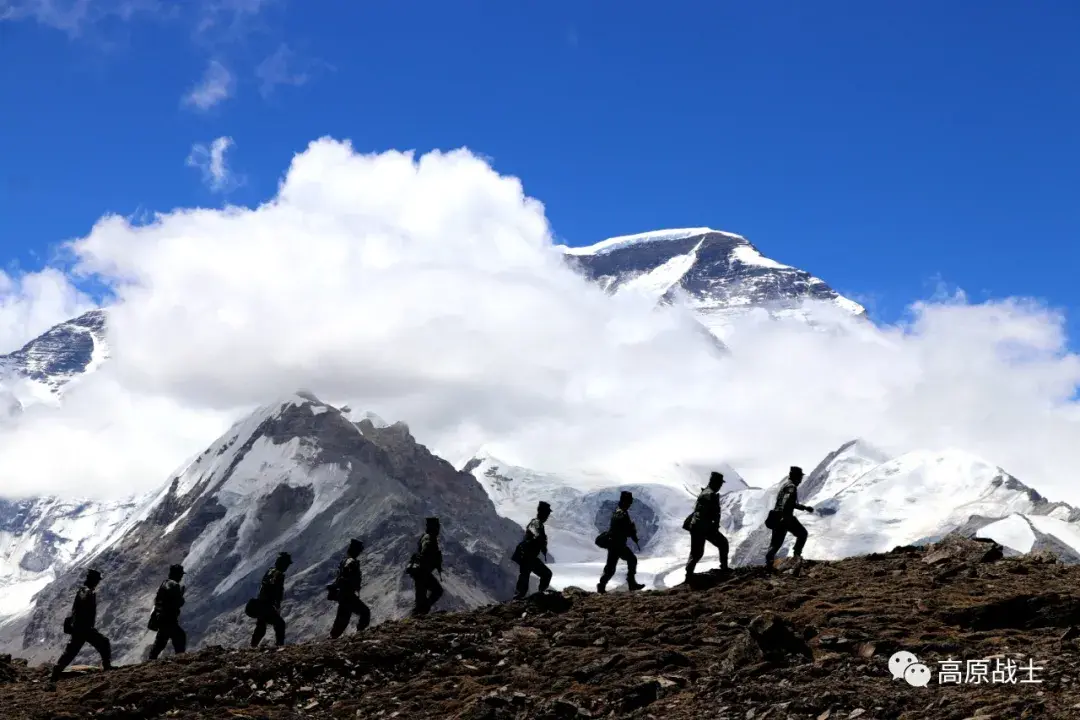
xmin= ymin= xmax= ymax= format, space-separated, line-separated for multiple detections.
xmin=5 ymin=391 xmax=524 ymax=666
xmin=1 ymin=537 xmax=1076 ymax=719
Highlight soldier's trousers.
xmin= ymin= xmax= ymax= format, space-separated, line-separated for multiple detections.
xmin=330 ymin=594 xmax=371 ymax=638
xmin=412 ymin=570 xmax=443 ymax=616
xmin=149 ymin=619 xmax=187 ymax=659
xmin=52 ymin=628 xmax=111 ymax=679
xmin=251 ymin=606 xmax=286 ymax=647
xmin=765 ymin=516 xmax=808 ymax=566
xmin=685 ymin=527 xmax=729 ymax=574
xmin=599 ymin=544 xmax=637 ymax=586
xmin=514 ymin=557 xmax=552 ymax=598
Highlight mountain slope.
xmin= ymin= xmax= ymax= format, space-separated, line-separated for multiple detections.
xmin=461 ymin=451 xmax=750 ymax=590
xmin=8 ymin=392 xmax=523 ymax=665
xmin=0 ymin=496 xmax=142 ymax=622
xmin=562 ymin=228 xmax=866 ymax=340
xmin=0 ymin=310 xmax=108 ymax=408
xmin=2 ymin=538 xmax=1077 ymax=720
xmin=727 ymin=440 xmax=1080 ymax=568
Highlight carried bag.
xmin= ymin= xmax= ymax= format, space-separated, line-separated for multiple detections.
xmin=62 ymin=616 xmax=74 ymax=635
xmin=510 ymin=541 xmax=526 ymax=565
xmin=594 ymin=531 xmax=611 ymax=549
xmin=326 ymin=583 xmax=340 ymax=602
xmin=404 ymin=553 xmax=421 ymax=577
xmin=682 ymin=513 xmax=694 ymax=532
xmin=147 ymin=608 xmax=160 ymax=632
xmin=244 ymin=598 xmax=263 ymax=618
xmin=764 ymin=510 xmax=782 ymax=530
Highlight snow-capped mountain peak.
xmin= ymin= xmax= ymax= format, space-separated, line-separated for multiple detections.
xmin=560 ymin=228 xmax=866 ymax=341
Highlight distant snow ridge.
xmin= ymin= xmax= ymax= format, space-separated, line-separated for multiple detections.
xmin=724 ymin=440 xmax=1080 ymax=574
xmin=459 ymin=450 xmax=749 ymax=590
xmin=0 ymin=309 xmax=109 ymax=409
xmin=462 ymin=437 xmax=1080 ymax=593
xmin=561 ymin=228 xmax=866 ymax=341
xmin=0 ymin=494 xmax=142 ymax=621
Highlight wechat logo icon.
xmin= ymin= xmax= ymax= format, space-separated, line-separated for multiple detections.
xmin=889 ymin=650 xmax=931 ymax=687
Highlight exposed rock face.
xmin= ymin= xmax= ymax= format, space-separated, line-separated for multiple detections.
xmin=0 ymin=310 xmax=108 ymax=395
xmin=3 ymin=539 xmax=1080 ymax=719
xmin=0 ymin=496 xmax=142 ymax=623
xmin=9 ymin=392 xmax=523 ymax=666
xmin=562 ymin=228 xmax=866 ymax=340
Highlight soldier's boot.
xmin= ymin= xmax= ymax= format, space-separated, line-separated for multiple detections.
xmin=596 ymin=582 xmax=606 ymax=594
xmin=627 ymin=577 xmax=645 ymax=591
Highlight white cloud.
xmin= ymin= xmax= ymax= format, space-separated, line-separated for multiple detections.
xmin=0 ymin=268 xmax=95 ymax=351
xmin=1 ymin=138 xmax=1079 ymax=506
xmin=255 ymin=43 xmax=323 ymax=97
xmin=185 ymin=136 xmax=241 ymax=192
xmin=182 ymin=59 xmax=234 ymax=111
xmin=0 ymin=0 xmax=163 ymax=36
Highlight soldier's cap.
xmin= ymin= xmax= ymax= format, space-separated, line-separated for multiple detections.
xmin=619 ymin=490 xmax=633 ymax=503
xmin=537 ymin=501 xmax=551 ymax=513
xmin=790 ymin=466 xmax=804 ymax=477
xmin=277 ymin=551 xmax=293 ymax=564
xmin=85 ymin=568 xmax=102 ymax=583
xmin=349 ymin=538 xmax=364 ymax=549
xmin=709 ymin=471 xmax=725 ymax=484
xmin=426 ymin=517 xmax=440 ymax=528
xmin=169 ymin=563 xmax=185 ymax=575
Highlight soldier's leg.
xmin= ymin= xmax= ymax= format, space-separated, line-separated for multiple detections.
xmin=330 ymin=600 xmax=352 ymax=638
xmin=85 ymin=629 xmax=112 ymax=669
xmin=51 ymin=635 xmax=86 ymax=680
xmin=685 ymin=531 xmax=706 ymax=575
xmin=270 ymin=609 xmax=286 ymax=646
xmin=428 ymin=574 xmax=444 ymax=610
xmin=354 ymin=598 xmax=371 ymax=631
xmin=534 ymin=559 xmax=552 ymax=593
xmin=709 ymin=529 xmax=730 ymax=571
xmin=514 ymin=561 xmax=532 ymax=599
xmin=413 ymin=573 xmax=429 ymax=615
xmin=764 ymin=525 xmax=789 ymax=569
xmin=149 ymin=627 xmax=170 ymax=660
xmin=251 ymin=619 xmax=268 ymax=647
xmin=597 ymin=549 xmax=619 ymax=591
xmin=621 ymin=546 xmax=642 ymax=588
xmin=173 ymin=625 xmax=187 ymax=654
xmin=788 ymin=517 xmax=808 ymax=558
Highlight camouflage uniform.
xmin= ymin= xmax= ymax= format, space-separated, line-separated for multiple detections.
xmin=514 ymin=509 xmax=552 ymax=599
xmin=149 ymin=568 xmax=187 ymax=659
xmin=685 ymin=483 xmax=729 ymax=576
xmin=51 ymin=571 xmax=111 ymax=681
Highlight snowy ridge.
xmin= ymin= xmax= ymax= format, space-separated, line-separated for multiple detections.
xmin=460 ymin=451 xmax=748 ymax=590
xmin=0 ymin=310 xmax=110 ymax=409
xmin=561 ymin=228 xmax=867 ymax=342
xmin=0 ymin=494 xmax=142 ymax=620
xmin=560 ymin=227 xmax=741 ymax=256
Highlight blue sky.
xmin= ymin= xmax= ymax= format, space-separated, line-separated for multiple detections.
xmin=2 ymin=0 xmax=1078 ymax=338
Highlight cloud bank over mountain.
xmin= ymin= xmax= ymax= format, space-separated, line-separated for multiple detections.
xmin=1 ymin=137 xmax=1078 ymax=500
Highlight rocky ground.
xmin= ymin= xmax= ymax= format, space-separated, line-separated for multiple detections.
xmin=3 ymin=537 xmax=1079 ymax=719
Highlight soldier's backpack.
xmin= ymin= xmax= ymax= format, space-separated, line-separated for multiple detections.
xmin=244 ymin=598 xmax=263 ymax=618
xmin=764 ymin=510 xmax=782 ymax=530
xmin=594 ymin=531 xmax=611 ymax=549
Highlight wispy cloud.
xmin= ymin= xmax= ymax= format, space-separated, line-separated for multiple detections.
xmin=182 ymin=59 xmax=234 ymax=111
xmin=0 ymin=0 xmax=164 ymax=37
xmin=255 ymin=43 xmax=327 ymax=98
xmin=196 ymin=0 xmax=276 ymax=38
xmin=185 ymin=136 xmax=242 ymax=192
